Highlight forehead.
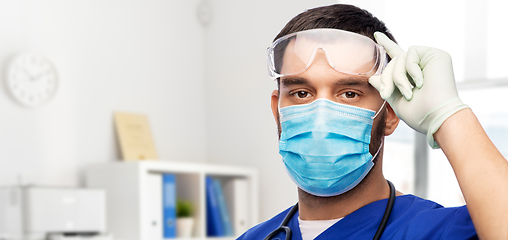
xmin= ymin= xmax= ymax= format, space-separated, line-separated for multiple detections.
xmin=278 ymin=33 xmax=379 ymax=77
xmin=280 ymin=45 xmax=371 ymax=88
xmin=281 ymin=41 xmax=378 ymax=75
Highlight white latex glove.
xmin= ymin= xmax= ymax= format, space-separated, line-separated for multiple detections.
xmin=369 ymin=32 xmax=469 ymax=148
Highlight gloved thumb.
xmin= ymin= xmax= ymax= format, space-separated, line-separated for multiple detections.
xmin=369 ymin=55 xmax=398 ymax=100
xmin=369 ymin=75 xmax=382 ymax=92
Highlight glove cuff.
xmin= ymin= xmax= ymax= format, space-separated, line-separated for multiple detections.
xmin=424 ymin=98 xmax=469 ymax=149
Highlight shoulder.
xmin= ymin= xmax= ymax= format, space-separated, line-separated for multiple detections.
xmin=391 ymin=194 xmax=468 ymax=219
xmin=236 ymin=205 xmax=293 ymax=240
xmin=385 ymin=194 xmax=477 ymax=239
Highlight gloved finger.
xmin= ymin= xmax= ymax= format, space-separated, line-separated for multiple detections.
xmin=378 ymin=56 xmax=397 ymax=100
xmin=392 ymin=53 xmax=413 ymax=100
xmin=406 ymin=47 xmax=424 ymax=88
xmin=374 ymin=32 xmax=404 ymax=58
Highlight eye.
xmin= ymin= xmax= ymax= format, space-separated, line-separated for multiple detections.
xmin=342 ymin=91 xmax=358 ymax=98
xmin=293 ymin=91 xmax=311 ymax=99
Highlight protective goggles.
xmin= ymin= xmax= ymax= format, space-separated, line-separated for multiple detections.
xmin=267 ymin=28 xmax=387 ymax=80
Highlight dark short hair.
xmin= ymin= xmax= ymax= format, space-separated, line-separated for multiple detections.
xmin=274 ymin=4 xmax=396 ymax=43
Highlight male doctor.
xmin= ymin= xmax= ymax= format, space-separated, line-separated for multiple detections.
xmin=238 ymin=4 xmax=508 ymax=240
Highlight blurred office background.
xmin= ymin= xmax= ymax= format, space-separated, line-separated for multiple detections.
xmin=0 ymin=0 xmax=506 ymax=224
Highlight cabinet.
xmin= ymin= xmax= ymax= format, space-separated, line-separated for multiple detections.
xmin=85 ymin=161 xmax=258 ymax=240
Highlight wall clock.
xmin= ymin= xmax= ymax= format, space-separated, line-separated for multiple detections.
xmin=6 ymin=53 xmax=59 ymax=107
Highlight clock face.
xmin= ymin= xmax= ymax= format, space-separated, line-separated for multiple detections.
xmin=6 ymin=53 xmax=58 ymax=107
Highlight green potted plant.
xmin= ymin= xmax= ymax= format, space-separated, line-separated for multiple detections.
xmin=176 ymin=199 xmax=194 ymax=237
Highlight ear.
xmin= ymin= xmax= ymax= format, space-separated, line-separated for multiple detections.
xmin=384 ymin=103 xmax=400 ymax=136
xmin=271 ymin=89 xmax=279 ymax=122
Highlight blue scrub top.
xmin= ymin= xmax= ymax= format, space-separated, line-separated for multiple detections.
xmin=237 ymin=194 xmax=477 ymax=240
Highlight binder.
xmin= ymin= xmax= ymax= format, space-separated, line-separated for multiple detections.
xmin=206 ymin=176 xmax=224 ymax=236
xmin=213 ymin=179 xmax=234 ymax=236
xmin=147 ymin=173 xmax=163 ymax=239
xmin=224 ymin=178 xmax=249 ymax=236
xmin=163 ymin=174 xmax=176 ymax=238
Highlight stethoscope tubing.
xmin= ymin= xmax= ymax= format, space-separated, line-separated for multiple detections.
xmin=373 ymin=180 xmax=395 ymax=240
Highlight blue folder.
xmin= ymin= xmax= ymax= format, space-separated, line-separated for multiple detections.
xmin=163 ymin=174 xmax=176 ymax=238
xmin=213 ymin=178 xmax=234 ymax=236
xmin=206 ymin=176 xmax=224 ymax=236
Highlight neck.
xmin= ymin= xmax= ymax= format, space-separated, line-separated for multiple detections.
xmin=297 ymin=160 xmax=391 ymax=220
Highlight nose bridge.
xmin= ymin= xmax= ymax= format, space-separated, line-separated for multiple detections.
xmin=320 ymin=46 xmax=336 ymax=69
xmin=309 ymin=47 xmax=339 ymax=102
xmin=308 ymin=45 xmax=335 ymax=69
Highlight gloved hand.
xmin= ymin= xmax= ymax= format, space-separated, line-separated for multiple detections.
xmin=369 ymin=32 xmax=469 ymax=148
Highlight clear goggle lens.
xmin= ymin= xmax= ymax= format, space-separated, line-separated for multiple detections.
xmin=267 ymin=28 xmax=387 ymax=80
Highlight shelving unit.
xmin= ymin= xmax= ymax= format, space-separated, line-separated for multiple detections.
xmin=85 ymin=161 xmax=258 ymax=240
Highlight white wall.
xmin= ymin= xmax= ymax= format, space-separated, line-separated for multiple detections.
xmin=0 ymin=0 xmax=208 ymax=187
xmin=203 ymin=0 xmax=335 ymax=222
xmin=0 ymin=0 xmax=339 ymax=224
xmin=341 ymin=0 xmax=508 ymax=82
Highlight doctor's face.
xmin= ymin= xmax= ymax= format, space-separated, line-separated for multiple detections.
xmin=271 ymin=49 xmax=389 ymax=155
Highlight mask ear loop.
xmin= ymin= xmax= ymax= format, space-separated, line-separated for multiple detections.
xmin=371 ymin=100 xmax=387 ymax=162
xmin=372 ymin=101 xmax=387 ymax=119
xmin=371 ymin=138 xmax=384 ymax=162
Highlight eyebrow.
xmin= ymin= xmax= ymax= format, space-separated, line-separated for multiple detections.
xmin=280 ymin=76 xmax=309 ymax=86
xmin=280 ymin=75 xmax=370 ymax=87
xmin=333 ymin=77 xmax=370 ymax=87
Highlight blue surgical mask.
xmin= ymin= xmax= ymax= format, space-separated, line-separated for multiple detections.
xmin=279 ymin=98 xmax=385 ymax=197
